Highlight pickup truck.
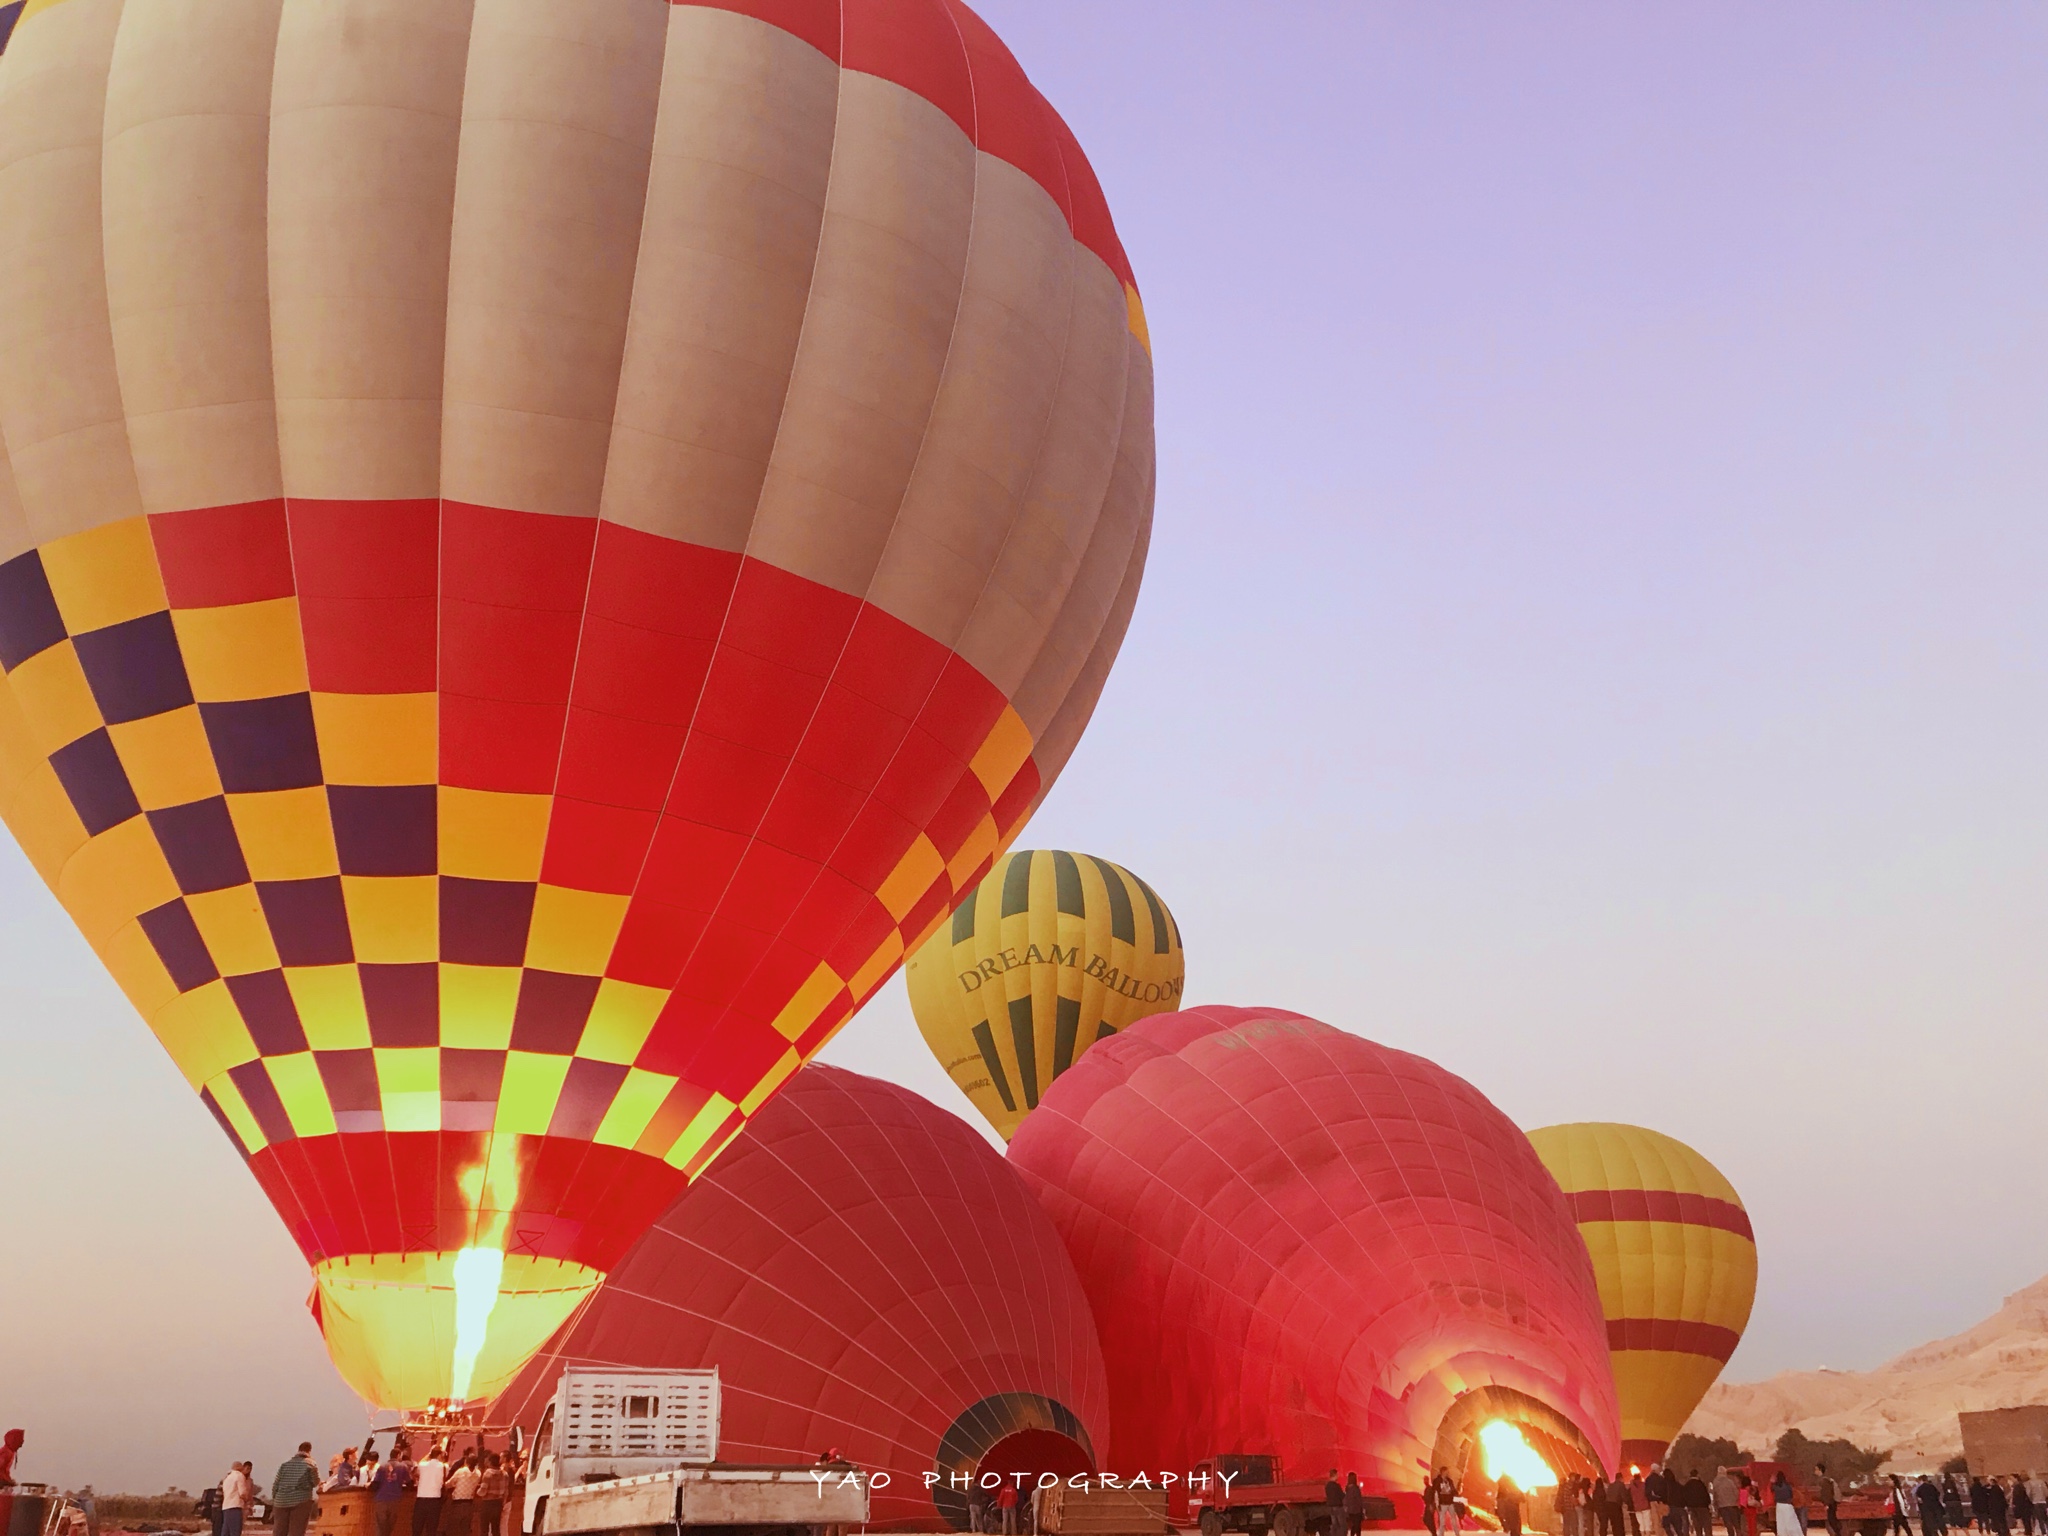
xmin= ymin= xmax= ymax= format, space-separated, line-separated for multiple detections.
xmin=1185 ymin=1455 xmax=1396 ymax=1536
xmin=520 ymin=1368 xmax=868 ymax=1536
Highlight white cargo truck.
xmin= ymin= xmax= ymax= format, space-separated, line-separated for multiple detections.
xmin=521 ymin=1369 xmax=869 ymax=1536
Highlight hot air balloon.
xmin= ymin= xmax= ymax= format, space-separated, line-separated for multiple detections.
xmin=906 ymin=849 xmax=1183 ymax=1140
xmin=496 ymin=1063 xmax=1109 ymax=1531
xmin=1009 ymin=1007 xmax=1621 ymax=1515
xmin=1525 ymin=1123 xmax=1758 ymax=1471
xmin=0 ymin=0 xmax=1152 ymax=1408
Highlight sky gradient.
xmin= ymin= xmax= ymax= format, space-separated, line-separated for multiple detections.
xmin=4 ymin=1 xmax=2046 ymax=1494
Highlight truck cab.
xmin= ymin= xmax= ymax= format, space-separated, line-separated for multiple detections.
xmin=524 ymin=1369 xmax=721 ymax=1534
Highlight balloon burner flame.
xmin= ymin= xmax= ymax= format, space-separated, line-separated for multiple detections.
xmin=449 ymin=1143 xmax=521 ymax=1403
xmin=1479 ymin=1420 xmax=1557 ymax=1489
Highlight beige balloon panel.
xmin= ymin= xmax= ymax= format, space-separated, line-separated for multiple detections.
xmin=909 ymin=850 xmax=1185 ymax=1141
xmin=0 ymin=0 xmax=1158 ymax=1100
xmin=0 ymin=0 xmax=1154 ymax=770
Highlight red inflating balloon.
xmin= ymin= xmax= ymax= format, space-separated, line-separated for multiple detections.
xmin=494 ymin=1064 xmax=1109 ymax=1530
xmin=1007 ymin=1006 xmax=1621 ymax=1515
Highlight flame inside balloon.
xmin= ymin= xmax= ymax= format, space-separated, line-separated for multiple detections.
xmin=450 ymin=1245 xmax=506 ymax=1403
xmin=448 ymin=1142 xmax=521 ymax=1403
xmin=1480 ymin=1421 xmax=1558 ymax=1489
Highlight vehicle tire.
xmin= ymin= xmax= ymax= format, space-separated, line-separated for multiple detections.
xmin=1274 ymin=1507 xmax=1305 ymax=1536
xmin=1200 ymin=1512 xmax=1226 ymax=1536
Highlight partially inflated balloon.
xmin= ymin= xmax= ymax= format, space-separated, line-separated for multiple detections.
xmin=0 ymin=0 xmax=1151 ymax=1407
xmin=1010 ymin=1008 xmax=1620 ymax=1512
xmin=907 ymin=850 xmax=1183 ymax=1139
xmin=1526 ymin=1124 xmax=1758 ymax=1469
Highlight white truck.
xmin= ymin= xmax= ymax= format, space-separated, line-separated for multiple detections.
xmin=520 ymin=1369 xmax=868 ymax=1536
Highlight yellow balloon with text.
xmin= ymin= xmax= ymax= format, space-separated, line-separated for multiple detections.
xmin=908 ymin=851 xmax=1185 ymax=1141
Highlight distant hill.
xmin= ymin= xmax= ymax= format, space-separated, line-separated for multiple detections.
xmin=1684 ymin=1275 xmax=2048 ymax=1468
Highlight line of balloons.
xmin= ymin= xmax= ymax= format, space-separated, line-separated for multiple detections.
xmin=907 ymin=844 xmax=1757 ymax=1482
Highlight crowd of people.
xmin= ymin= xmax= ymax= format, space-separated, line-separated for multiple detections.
xmin=1536 ymin=1462 xmax=2048 ymax=1536
xmin=204 ymin=1437 xmax=525 ymax=1536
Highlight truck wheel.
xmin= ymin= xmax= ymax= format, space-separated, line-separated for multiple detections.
xmin=1273 ymin=1507 xmax=1304 ymax=1536
xmin=1200 ymin=1512 xmax=1225 ymax=1536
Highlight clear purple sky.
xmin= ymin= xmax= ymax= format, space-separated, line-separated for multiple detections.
xmin=4 ymin=1 xmax=2046 ymax=1494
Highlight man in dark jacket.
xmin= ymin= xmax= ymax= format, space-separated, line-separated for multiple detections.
xmin=1326 ymin=1471 xmax=1345 ymax=1536
xmin=1917 ymin=1476 xmax=1946 ymax=1536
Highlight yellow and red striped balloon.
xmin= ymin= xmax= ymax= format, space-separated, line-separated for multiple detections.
xmin=1526 ymin=1123 xmax=1758 ymax=1470
xmin=0 ymin=0 xmax=1151 ymax=1407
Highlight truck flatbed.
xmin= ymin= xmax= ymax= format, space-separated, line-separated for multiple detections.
xmin=541 ymin=1463 xmax=868 ymax=1536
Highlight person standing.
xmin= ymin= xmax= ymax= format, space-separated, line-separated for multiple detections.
xmin=271 ymin=1443 xmax=320 ymax=1536
xmin=222 ymin=1462 xmax=252 ymax=1536
xmin=1344 ymin=1473 xmax=1365 ymax=1536
xmin=995 ymin=1481 xmax=1019 ymax=1536
xmin=1987 ymin=1478 xmax=2011 ymax=1536
xmin=1772 ymin=1472 xmax=1802 ymax=1536
xmin=1919 ymin=1477 xmax=1947 ymax=1536
xmin=476 ymin=1454 xmax=509 ymax=1536
xmin=448 ymin=1452 xmax=482 ymax=1536
xmin=369 ymin=1450 xmax=411 ymax=1536
xmin=1498 ymin=1477 xmax=1525 ymax=1536
xmin=1887 ymin=1476 xmax=1915 ymax=1536
xmin=415 ymin=1444 xmax=449 ymax=1536
xmin=1436 ymin=1470 xmax=1463 ymax=1536
xmin=0 ymin=1431 xmax=25 ymax=1488
xmin=1715 ymin=1467 xmax=1743 ymax=1536
xmin=2014 ymin=1476 xmax=2036 ymax=1536
xmin=1325 ymin=1470 xmax=1345 ymax=1536
xmin=1643 ymin=1468 xmax=1667 ymax=1536
xmin=1681 ymin=1470 xmax=1709 ymax=1536
xmin=1818 ymin=1467 xmax=1841 ymax=1536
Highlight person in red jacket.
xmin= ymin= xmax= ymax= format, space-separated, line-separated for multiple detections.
xmin=0 ymin=1429 xmax=24 ymax=1486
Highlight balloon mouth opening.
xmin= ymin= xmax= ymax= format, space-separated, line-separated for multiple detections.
xmin=1480 ymin=1421 xmax=1559 ymax=1489
xmin=311 ymin=1252 xmax=602 ymax=1410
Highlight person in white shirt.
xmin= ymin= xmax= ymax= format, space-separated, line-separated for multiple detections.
xmin=415 ymin=1445 xmax=450 ymax=1536
xmin=220 ymin=1464 xmax=252 ymax=1536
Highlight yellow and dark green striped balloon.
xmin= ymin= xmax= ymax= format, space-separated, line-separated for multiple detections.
xmin=907 ymin=850 xmax=1184 ymax=1141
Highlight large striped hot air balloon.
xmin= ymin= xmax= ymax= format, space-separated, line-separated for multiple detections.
xmin=906 ymin=849 xmax=1183 ymax=1139
xmin=0 ymin=0 xmax=1152 ymax=1408
xmin=1525 ymin=1124 xmax=1758 ymax=1470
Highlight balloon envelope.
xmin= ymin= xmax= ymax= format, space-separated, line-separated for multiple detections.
xmin=907 ymin=849 xmax=1184 ymax=1140
xmin=0 ymin=0 xmax=1151 ymax=1406
xmin=1008 ymin=1006 xmax=1621 ymax=1512
xmin=494 ymin=1063 xmax=1109 ymax=1531
xmin=1525 ymin=1123 xmax=1758 ymax=1470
